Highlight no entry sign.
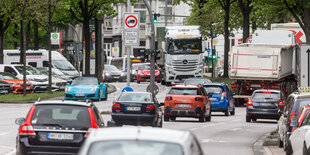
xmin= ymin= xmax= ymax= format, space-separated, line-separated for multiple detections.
xmin=123 ymin=13 xmax=140 ymax=46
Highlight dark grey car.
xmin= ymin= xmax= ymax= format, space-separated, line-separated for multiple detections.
xmin=246 ymin=89 xmax=284 ymax=122
xmin=103 ymin=65 xmax=126 ymax=82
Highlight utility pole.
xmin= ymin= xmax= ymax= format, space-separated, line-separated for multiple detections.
xmin=126 ymin=0 xmax=131 ymax=87
xmin=165 ymin=0 xmax=168 ymax=26
xmin=48 ymin=0 xmax=52 ymax=92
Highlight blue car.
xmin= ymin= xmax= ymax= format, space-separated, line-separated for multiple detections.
xmin=65 ymin=77 xmax=107 ymax=101
xmin=203 ymin=83 xmax=235 ymax=116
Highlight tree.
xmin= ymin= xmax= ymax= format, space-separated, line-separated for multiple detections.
xmin=238 ymin=0 xmax=253 ymax=43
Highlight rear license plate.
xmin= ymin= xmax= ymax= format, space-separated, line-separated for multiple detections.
xmin=260 ymin=103 xmax=271 ymax=106
xmin=250 ymin=84 xmax=261 ymax=88
xmin=177 ymin=104 xmax=190 ymax=108
xmin=126 ymin=107 xmax=141 ymax=111
xmin=210 ymin=98 xmax=217 ymax=101
xmin=1 ymin=90 xmax=8 ymax=93
xmin=26 ymin=87 xmax=30 ymax=90
xmin=47 ymin=133 xmax=73 ymax=140
xmin=75 ymin=94 xmax=84 ymax=97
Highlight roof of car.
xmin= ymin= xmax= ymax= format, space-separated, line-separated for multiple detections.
xmin=172 ymin=84 xmax=201 ymax=88
xmin=253 ymin=89 xmax=281 ymax=93
xmin=34 ymin=100 xmax=92 ymax=107
xmin=87 ymin=127 xmax=191 ymax=144
xmin=203 ymin=83 xmax=225 ymax=86
xmin=289 ymin=91 xmax=310 ymax=99
xmin=121 ymin=92 xmax=152 ymax=95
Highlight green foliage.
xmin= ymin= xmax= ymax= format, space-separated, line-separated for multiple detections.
xmin=0 ymin=91 xmax=64 ymax=102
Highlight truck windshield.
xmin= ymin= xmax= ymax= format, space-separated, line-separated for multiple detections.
xmin=168 ymin=39 xmax=202 ymax=54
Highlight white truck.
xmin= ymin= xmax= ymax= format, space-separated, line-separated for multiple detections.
xmin=229 ymin=30 xmax=298 ymax=105
xmin=271 ymin=23 xmax=305 ymax=43
xmin=159 ymin=26 xmax=204 ymax=86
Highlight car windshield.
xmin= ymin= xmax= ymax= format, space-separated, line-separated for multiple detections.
xmin=118 ymin=93 xmax=152 ymax=102
xmin=71 ymin=77 xmax=98 ymax=85
xmin=139 ymin=65 xmax=151 ymax=71
xmin=53 ymin=60 xmax=76 ymax=71
xmin=184 ymin=79 xmax=211 ymax=85
xmin=292 ymin=99 xmax=310 ymax=115
xmin=31 ymin=105 xmax=90 ymax=129
xmin=204 ymin=86 xmax=223 ymax=94
xmin=87 ymin=140 xmax=183 ymax=155
xmin=105 ymin=65 xmax=119 ymax=71
xmin=169 ymin=88 xmax=199 ymax=95
xmin=0 ymin=73 xmax=18 ymax=80
xmin=252 ymin=92 xmax=280 ymax=100
xmin=15 ymin=66 xmax=41 ymax=75
xmin=132 ymin=64 xmax=142 ymax=70
xmin=168 ymin=39 xmax=202 ymax=54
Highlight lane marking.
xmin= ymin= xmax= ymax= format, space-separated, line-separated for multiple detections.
xmin=0 ymin=132 xmax=9 ymax=136
xmin=201 ymin=139 xmax=227 ymax=143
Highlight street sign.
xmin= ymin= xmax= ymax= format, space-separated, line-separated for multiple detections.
xmin=51 ymin=33 xmax=60 ymax=45
xmin=206 ymin=48 xmax=210 ymax=53
xmin=123 ymin=13 xmax=140 ymax=46
xmin=122 ymin=87 xmax=134 ymax=92
xmin=146 ymin=84 xmax=159 ymax=95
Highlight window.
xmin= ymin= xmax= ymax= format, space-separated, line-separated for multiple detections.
xmin=301 ymin=111 xmax=310 ymax=126
xmin=43 ymin=61 xmax=49 ymax=67
xmin=134 ymin=11 xmax=146 ymax=23
xmin=159 ymin=0 xmax=173 ymax=5
xmin=169 ymin=88 xmax=199 ymax=95
xmin=4 ymin=67 xmax=17 ymax=76
xmin=159 ymin=7 xmax=172 ymax=20
xmin=28 ymin=62 xmax=37 ymax=67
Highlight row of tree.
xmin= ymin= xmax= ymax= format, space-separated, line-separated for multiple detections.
xmin=175 ymin=0 xmax=310 ymax=77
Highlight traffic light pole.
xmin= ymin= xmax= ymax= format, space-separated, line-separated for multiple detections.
xmin=211 ymin=37 xmax=214 ymax=78
xmin=126 ymin=0 xmax=131 ymax=87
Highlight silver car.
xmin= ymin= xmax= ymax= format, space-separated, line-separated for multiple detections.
xmin=78 ymin=127 xmax=204 ymax=155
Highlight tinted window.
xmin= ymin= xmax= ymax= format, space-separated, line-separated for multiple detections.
xmin=301 ymin=111 xmax=310 ymax=126
xmin=87 ymin=140 xmax=183 ymax=155
xmin=15 ymin=66 xmax=40 ymax=75
xmin=292 ymin=99 xmax=310 ymax=115
xmin=139 ymin=65 xmax=151 ymax=70
xmin=0 ymin=72 xmax=18 ymax=80
xmin=105 ymin=65 xmax=119 ymax=71
xmin=118 ymin=93 xmax=152 ymax=102
xmin=132 ymin=64 xmax=142 ymax=70
xmin=4 ymin=67 xmax=17 ymax=76
xmin=53 ymin=60 xmax=76 ymax=71
xmin=184 ymin=79 xmax=211 ymax=85
xmin=31 ymin=105 xmax=90 ymax=129
xmin=204 ymin=86 xmax=223 ymax=94
xmin=71 ymin=77 xmax=98 ymax=85
xmin=169 ymin=88 xmax=199 ymax=95
xmin=252 ymin=92 xmax=280 ymax=100
xmin=28 ymin=62 xmax=37 ymax=67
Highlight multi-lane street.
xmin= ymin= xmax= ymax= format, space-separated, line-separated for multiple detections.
xmin=0 ymin=82 xmax=277 ymax=155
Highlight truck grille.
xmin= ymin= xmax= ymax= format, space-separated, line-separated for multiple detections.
xmin=172 ymin=60 xmax=198 ymax=72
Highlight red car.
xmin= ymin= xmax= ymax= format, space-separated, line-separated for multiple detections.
xmin=292 ymin=105 xmax=310 ymax=132
xmin=136 ymin=63 xmax=160 ymax=83
xmin=0 ymin=72 xmax=33 ymax=94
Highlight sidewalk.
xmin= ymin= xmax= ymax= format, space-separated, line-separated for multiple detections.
xmin=254 ymin=132 xmax=285 ymax=155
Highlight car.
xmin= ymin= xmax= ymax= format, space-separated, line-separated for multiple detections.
xmin=65 ymin=77 xmax=107 ymax=101
xmin=0 ymin=64 xmax=48 ymax=92
xmin=103 ymin=65 xmax=126 ymax=82
xmin=203 ymin=83 xmax=235 ymax=116
xmin=37 ymin=70 xmax=67 ymax=91
xmin=111 ymin=92 xmax=163 ymax=127
xmin=36 ymin=67 xmax=73 ymax=82
xmin=289 ymin=105 xmax=310 ymax=155
xmin=15 ymin=100 xmax=105 ymax=155
xmin=137 ymin=63 xmax=160 ymax=83
xmin=78 ymin=127 xmax=204 ymax=155
xmin=164 ymin=84 xmax=211 ymax=122
xmin=0 ymin=80 xmax=10 ymax=94
xmin=246 ymin=89 xmax=284 ymax=122
xmin=278 ymin=91 xmax=310 ymax=154
xmin=184 ymin=77 xmax=212 ymax=85
xmin=131 ymin=63 xmax=144 ymax=81
xmin=0 ymin=72 xmax=33 ymax=93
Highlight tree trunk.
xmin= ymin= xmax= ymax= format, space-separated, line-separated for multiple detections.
xmin=33 ymin=20 xmax=39 ymax=50
xmin=0 ymin=20 xmax=4 ymax=64
xmin=26 ymin=20 xmax=30 ymax=50
xmin=302 ymin=0 xmax=310 ymax=43
xmin=242 ymin=11 xmax=250 ymax=43
xmin=20 ymin=20 xmax=24 ymax=64
xmin=84 ymin=0 xmax=90 ymax=76
xmin=223 ymin=1 xmax=230 ymax=77
xmin=13 ymin=24 xmax=18 ymax=49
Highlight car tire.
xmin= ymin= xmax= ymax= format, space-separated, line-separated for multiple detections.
xmin=97 ymin=91 xmax=101 ymax=101
xmin=199 ymin=112 xmax=206 ymax=122
xmin=225 ymin=109 xmax=229 ymax=116
xmin=286 ymin=140 xmax=293 ymax=155
xmin=164 ymin=115 xmax=169 ymax=121
xmin=279 ymin=139 xmax=283 ymax=148
xmin=303 ymin=142 xmax=309 ymax=155
xmin=205 ymin=110 xmax=211 ymax=122
xmin=166 ymin=82 xmax=172 ymax=86
xmin=246 ymin=115 xmax=251 ymax=122
xmin=137 ymin=80 xmax=140 ymax=84
xmin=170 ymin=117 xmax=176 ymax=121
xmin=159 ymin=120 xmax=163 ymax=128
xmin=161 ymin=79 xmax=166 ymax=85
xmin=252 ymin=118 xmax=257 ymax=122
xmin=230 ymin=109 xmax=235 ymax=115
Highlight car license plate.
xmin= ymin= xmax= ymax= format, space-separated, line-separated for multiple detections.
xmin=260 ymin=103 xmax=270 ymax=106
xmin=47 ymin=133 xmax=73 ymax=140
xmin=250 ymin=84 xmax=261 ymax=88
xmin=210 ymin=98 xmax=217 ymax=101
xmin=40 ymin=86 xmax=47 ymax=89
xmin=0 ymin=90 xmax=8 ymax=94
xmin=26 ymin=87 xmax=30 ymax=90
xmin=75 ymin=94 xmax=84 ymax=97
xmin=177 ymin=104 xmax=190 ymax=108
xmin=126 ymin=107 xmax=141 ymax=111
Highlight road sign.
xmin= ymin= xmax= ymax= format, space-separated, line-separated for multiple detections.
xmin=122 ymin=87 xmax=134 ymax=92
xmin=51 ymin=33 xmax=60 ymax=45
xmin=146 ymin=84 xmax=159 ymax=95
xmin=206 ymin=48 xmax=210 ymax=53
xmin=123 ymin=13 xmax=140 ymax=46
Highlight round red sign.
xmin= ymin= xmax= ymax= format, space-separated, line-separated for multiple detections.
xmin=125 ymin=15 xmax=138 ymax=28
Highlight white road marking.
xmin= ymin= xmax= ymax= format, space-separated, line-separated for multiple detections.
xmin=230 ymin=128 xmax=242 ymax=131
xmin=201 ymin=139 xmax=227 ymax=143
xmin=0 ymin=132 xmax=9 ymax=136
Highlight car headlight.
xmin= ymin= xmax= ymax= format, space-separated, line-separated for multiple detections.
xmin=65 ymin=87 xmax=71 ymax=92
xmin=28 ymin=78 xmax=35 ymax=81
xmin=155 ymin=72 xmax=160 ymax=75
xmin=121 ymin=72 xmax=125 ymax=76
xmin=91 ymin=87 xmax=97 ymax=91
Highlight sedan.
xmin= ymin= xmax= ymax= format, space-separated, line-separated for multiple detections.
xmin=0 ymin=72 xmax=33 ymax=93
xmin=103 ymin=65 xmax=126 ymax=82
xmin=111 ymin=92 xmax=163 ymax=127
xmin=79 ymin=127 xmax=204 ymax=155
xmin=65 ymin=77 xmax=107 ymax=101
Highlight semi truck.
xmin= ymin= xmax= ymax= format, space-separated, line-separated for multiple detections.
xmin=229 ymin=30 xmax=299 ymax=106
xmin=158 ymin=26 xmax=204 ymax=86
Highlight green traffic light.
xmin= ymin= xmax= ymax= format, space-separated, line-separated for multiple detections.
xmin=153 ymin=19 xmax=158 ymax=23
xmin=212 ymin=55 xmax=216 ymax=59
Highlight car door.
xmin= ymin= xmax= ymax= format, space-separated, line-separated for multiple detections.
xmin=290 ymin=111 xmax=310 ymax=154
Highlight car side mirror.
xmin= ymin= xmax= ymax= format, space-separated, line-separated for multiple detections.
xmin=107 ymin=121 xmax=117 ymax=127
xmin=67 ymin=83 xmax=70 ymax=86
xmin=160 ymin=102 xmax=165 ymax=107
xmin=15 ymin=117 xmax=25 ymax=125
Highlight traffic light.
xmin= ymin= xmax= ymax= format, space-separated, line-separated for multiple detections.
xmin=204 ymin=56 xmax=209 ymax=63
xmin=153 ymin=13 xmax=160 ymax=23
xmin=211 ymin=50 xmax=216 ymax=60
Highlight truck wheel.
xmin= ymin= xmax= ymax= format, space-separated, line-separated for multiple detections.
xmin=246 ymin=115 xmax=251 ymax=122
xmin=164 ymin=115 xmax=169 ymax=121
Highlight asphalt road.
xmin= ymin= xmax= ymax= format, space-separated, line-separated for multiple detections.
xmin=0 ymin=82 xmax=277 ymax=155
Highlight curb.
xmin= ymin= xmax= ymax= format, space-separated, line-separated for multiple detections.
xmin=253 ymin=133 xmax=269 ymax=155
xmin=0 ymin=83 xmax=117 ymax=104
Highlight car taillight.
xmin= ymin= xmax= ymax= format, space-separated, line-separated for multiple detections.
xmin=165 ymin=96 xmax=172 ymax=101
xmin=263 ymin=91 xmax=271 ymax=93
xmin=112 ymin=103 xmax=121 ymax=110
xmin=231 ymin=84 xmax=239 ymax=88
xmin=247 ymin=100 xmax=253 ymax=106
xmin=146 ymin=104 xmax=155 ymax=111
xmin=19 ymin=106 xmax=36 ymax=136
xmin=85 ymin=108 xmax=99 ymax=137
xmin=278 ymin=101 xmax=284 ymax=108
xmin=289 ymin=112 xmax=296 ymax=125
xmin=221 ymin=93 xmax=226 ymax=100
xmin=195 ymin=97 xmax=203 ymax=102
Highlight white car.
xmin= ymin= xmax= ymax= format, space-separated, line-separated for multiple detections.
xmin=290 ymin=126 xmax=310 ymax=155
xmin=78 ymin=127 xmax=204 ymax=155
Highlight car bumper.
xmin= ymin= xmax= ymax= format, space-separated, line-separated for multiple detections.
xmin=112 ymin=113 xmax=155 ymax=125
xmin=137 ymin=75 xmax=160 ymax=81
xmin=165 ymin=106 xmax=202 ymax=117
xmin=64 ymin=92 xmax=99 ymax=100
xmin=33 ymin=85 xmax=48 ymax=92
xmin=211 ymin=100 xmax=228 ymax=111
xmin=247 ymin=106 xmax=280 ymax=119
xmin=18 ymin=137 xmax=79 ymax=155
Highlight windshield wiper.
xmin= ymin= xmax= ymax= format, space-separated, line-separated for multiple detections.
xmin=39 ymin=123 xmax=66 ymax=128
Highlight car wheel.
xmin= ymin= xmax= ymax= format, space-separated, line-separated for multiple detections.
xmin=225 ymin=109 xmax=229 ymax=116
xmin=159 ymin=120 xmax=163 ymax=128
xmin=246 ymin=115 xmax=251 ymax=122
xmin=230 ymin=109 xmax=235 ymax=115
xmin=161 ymin=79 xmax=166 ymax=85
xmin=279 ymin=139 xmax=283 ymax=148
xmin=252 ymin=118 xmax=257 ymax=122
xmin=97 ymin=91 xmax=101 ymax=101
xmin=199 ymin=112 xmax=206 ymax=122
xmin=205 ymin=110 xmax=211 ymax=122
xmin=137 ymin=80 xmax=140 ymax=84
xmin=164 ymin=115 xmax=169 ymax=121
xmin=303 ymin=142 xmax=309 ymax=155
xmin=286 ymin=140 xmax=293 ymax=155
xmin=170 ymin=117 xmax=176 ymax=121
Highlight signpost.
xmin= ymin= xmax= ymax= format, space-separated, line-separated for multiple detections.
xmin=51 ymin=32 xmax=61 ymax=53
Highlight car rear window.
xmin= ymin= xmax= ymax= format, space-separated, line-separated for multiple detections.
xmin=169 ymin=88 xmax=199 ymax=95
xmin=292 ymin=99 xmax=310 ymax=115
xmin=87 ymin=140 xmax=183 ymax=155
xmin=184 ymin=79 xmax=211 ymax=85
xmin=31 ymin=105 xmax=90 ymax=129
xmin=203 ymin=86 xmax=223 ymax=94
xmin=252 ymin=92 xmax=280 ymax=100
xmin=118 ymin=93 xmax=152 ymax=102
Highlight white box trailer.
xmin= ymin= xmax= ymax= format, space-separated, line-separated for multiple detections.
xmin=298 ymin=43 xmax=310 ymax=87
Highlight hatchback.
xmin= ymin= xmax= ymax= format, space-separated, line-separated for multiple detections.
xmin=136 ymin=63 xmax=160 ymax=83
xmin=15 ymin=100 xmax=104 ymax=155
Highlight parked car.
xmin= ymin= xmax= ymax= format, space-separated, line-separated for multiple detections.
xmin=15 ymin=100 xmax=104 ymax=155
xmin=164 ymin=84 xmax=211 ymax=122
xmin=289 ymin=105 xmax=310 ymax=155
xmin=78 ymin=127 xmax=204 ymax=155
xmin=36 ymin=67 xmax=73 ymax=82
xmin=111 ymin=92 xmax=163 ymax=127
xmin=203 ymin=83 xmax=235 ymax=116
xmin=278 ymin=91 xmax=310 ymax=154
xmin=37 ymin=70 xmax=67 ymax=91
xmin=103 ymin=65 xmax=126 ymax=82
xmin=65 ymin=77 xmax=107 ymax=101
xmin=0 ymin=80 xmax=10 ymax=94
xmin=0 ymin=72 xmax=33 ymax=93
xmin=0 ymin=64 xmax=48 ymax=92
xmin=137 ymin=63 xmax=160 ymax=83
xmin=184 ymin=78 xmax=212 ymax=85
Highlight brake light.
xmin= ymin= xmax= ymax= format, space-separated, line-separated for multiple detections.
xmin=19 ymin=106 xmax=36 ymax=136
xmin=289 ymin=112 xmax=296 ymax=125
xmin=221 ymin=93 xmax=226 ymax=100
xmin=112 ymin=103 xmax=121 ymax=110
xmin=165 ymin=96 xmax=172 ymax=101
xmin=195 ymin=97 xmax=203 ymax=102
xmin=278 ymin=101 xmax=284 ymax=108
xmin=85 ymin=108 xmax=99 ymax=137
xmin=247 ymin=100 xmax=253 ymax=106
xmin=231 ymin=84 xmax=239 ymax=88
xmin=263 ymin=91 xmax=271 ymax=94
xmin=146 ymin=104 xmax=155 ymax=111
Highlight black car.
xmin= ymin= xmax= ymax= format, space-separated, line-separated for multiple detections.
xmin=15 ymin=100 xmax=104 ymax=155
xmin=111 ymin=92 xmax=163 ymax=127
xmin=183 ymin=78 xmax=212 ymax=85
xmin=246 ymin=89 xmax=284 ymax=122
xmin=103 ymin=65 xmax=126 ymax=82
xmin=0 ymin=80 xmax=10 ymax=94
